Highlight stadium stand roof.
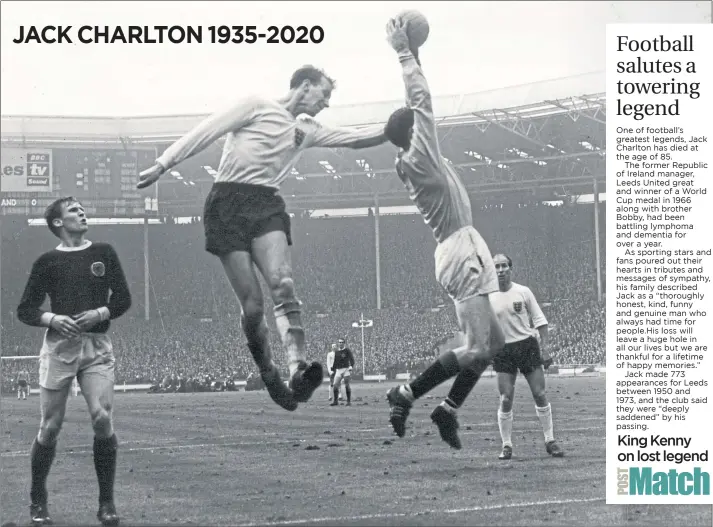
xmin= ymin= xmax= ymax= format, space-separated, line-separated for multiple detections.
xmin=1 ymin=72 xmax=603 ymax=141
xmin=1 ymin=72 xmax=605 ymax=210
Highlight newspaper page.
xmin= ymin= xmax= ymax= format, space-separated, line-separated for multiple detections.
xmin=607 ymin=24 xmax=712 ymax=504
xmin=1 ymin=2 xmax=712 ymax=527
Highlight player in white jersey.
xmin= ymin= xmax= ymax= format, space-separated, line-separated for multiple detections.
xmin=382 ymin=19 xmax=505 ymax=449
xmin=137 ymin=66 xmax=386 ymax=411
xmin=327 ymin=343 xmax=345 ymax=402
xmin=326 ymin=344 xmax=337 ymax=402
xmin=489 ymin=254 xmax=563 ymax=459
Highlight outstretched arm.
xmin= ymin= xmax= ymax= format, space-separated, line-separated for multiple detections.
xmin=308 ymin=118 xmax=387 ymax=149
xmin=157 ymin=97 xmax=258 ymax=169
xmin=397 ymin=49 xmax=438 ymax=148
xmin=386 ymin=19 xmax=440 ymax=168
xmin=138 ymin=96 xmax=259 ymax=188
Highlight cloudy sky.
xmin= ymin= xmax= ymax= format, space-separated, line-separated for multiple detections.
xmin=0 ymin=1 xmax=709 ymax=116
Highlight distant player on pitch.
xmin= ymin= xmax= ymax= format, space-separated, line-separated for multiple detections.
xmin=330 ymin=338 xmax=355 ymax=406
xmin=138 ymin=65 xmax=386 ymax=412
xmin=17 ymin=197 xmax=131 ymax=526
xmin=382 ymin=18 xmax=505 ymax=448
xmin=326 ymin=343 xmax=341 ymax=403
xmin=17 ymin=369 xmax=30 ymax=400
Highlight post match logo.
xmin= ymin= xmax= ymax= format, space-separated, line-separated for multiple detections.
xmin=0 ymin=148 xmax=53 ymax=193
xmin=616 ymin=467 xmax=710 ymax=496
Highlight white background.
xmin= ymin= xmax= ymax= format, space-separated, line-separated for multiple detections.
xmin=1 ymin=1 xmax=709 ymax=116
xmin=606 ymin=23 xmax=712 ymax=504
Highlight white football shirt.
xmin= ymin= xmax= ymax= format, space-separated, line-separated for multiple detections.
xmin=489 ymin=282 xmax=548 ymax=344
xmin=157 ymin=96 xmax=384 ymax=189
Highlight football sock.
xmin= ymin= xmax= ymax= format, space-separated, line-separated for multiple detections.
xmin=498 ymin=410 xmax=514 ymax=447
xmin=398 ymin=384 xmax=415 ymax=403
xmin=407 ymin=351 xmax=460 ymax=399
xmin=536 ymin=404 xmax=555 ymax=443
xmin=93 ymin=434 xmax=118 ymax=504
xmin=445 ymin=360 xmax=489 ymax=408
xmin=241 ymin=313 xmax=273 ymax=373
xmin=273 ymin=300 xmax=305 ymax=377
xmin=30 ymin=436 xmax=56 ymax=504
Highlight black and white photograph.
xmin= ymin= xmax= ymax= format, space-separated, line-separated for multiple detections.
xmin=1 ymin=1 xmax=711 ymax=526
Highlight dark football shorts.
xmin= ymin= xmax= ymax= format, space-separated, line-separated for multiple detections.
xmin=492 ymin=336 xmax=543 ymax=376
xmin=18 ymin=379 xmax=28 ymax=388
xmin=203 ymin=182 xmax=292 ymax=256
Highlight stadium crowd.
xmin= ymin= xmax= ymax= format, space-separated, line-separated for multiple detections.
xmin=2 ymin=202 xmax=606 ymax=392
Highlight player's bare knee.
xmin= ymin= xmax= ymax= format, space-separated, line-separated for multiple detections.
xmin=453 ymin=348 xmax=475 ymax=368
xmin=480 ymin=347 xmax=496 ymax=362
xmin=241 ymin=301 xmax=265 ymax=328
xmin=271 ymin=276 xmax=296 ymax=305
xmin=532 ymin=389 xmax=548 ymax=407
xmin=39 ymin=418 xmax=63 ymax=444
xmin=500 ymin=393 xmax=514 ymax=412
xmin=455 ymin=347 xmax=490 ymax=369
xmin=91 ymin=406 xmax=113 ymax=435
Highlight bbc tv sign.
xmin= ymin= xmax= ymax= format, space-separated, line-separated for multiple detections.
xmin=1 ymin=147 xmax=53 ymax=193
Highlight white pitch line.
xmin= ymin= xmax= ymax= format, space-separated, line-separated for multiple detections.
xmin=0 ymin=413 xmax=605 ymax=452
xmin=235 ymin=497 xmax=607 ymax=526
xmin=360 ymin=415 xmax=605 ymax=432
xmin=1 ymin=425 xmax=603 ymax=458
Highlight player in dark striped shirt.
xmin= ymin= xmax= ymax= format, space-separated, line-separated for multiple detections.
xmin=17 ymin=197 xmax=131 ymax=526
xmin=17 ymin=369 xmax=30 ymax=399
xmin=330 ymin=338 xmax=355 ymax=406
